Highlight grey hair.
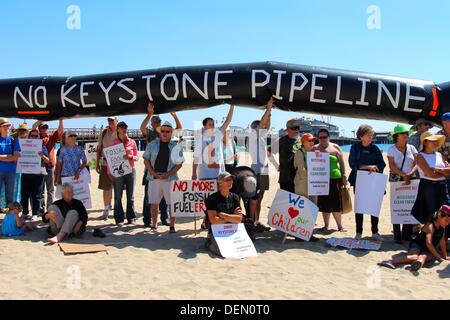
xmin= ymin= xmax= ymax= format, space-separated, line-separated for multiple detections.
xmin=61 ymin=182 xmax=74 ymax=191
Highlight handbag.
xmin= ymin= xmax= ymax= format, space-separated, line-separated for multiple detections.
xmin=389 ymin=146 xmax=407 ymax=182
xmin=340 ymin=185 xmax=353 ymax=214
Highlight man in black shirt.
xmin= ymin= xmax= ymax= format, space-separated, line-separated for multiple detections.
xmin=43 ymin=183 xmax=88 ymax=244
xmin=205 ymin=171 xmax=243 ymax=256
xmin=273 ymin=119 xmax=301 ymax=193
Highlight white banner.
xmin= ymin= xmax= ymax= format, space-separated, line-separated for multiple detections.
xmin=16 ymin=139 xmax=42 ymax=174
xmin=170 ymin=180 xmax=217 ymax=217
xmin=307 ymin=151 xmax=330 ymax=196
xmin=211 ymin=223 xmax=257 ymax=259
xmin=56 ymin=173 xmax=92 ymax=209
xmin=103 ymin=143 xmax=132 ymax=178
xmin=267 ymin=189 xmax=319 ymax=241
xmin=390 ymin=180 xmax=421 ymax=224
xmin=85 ymin=142 xmax=98 ymax=170
xmin=355 ymin=171 xmax=387 ymax=217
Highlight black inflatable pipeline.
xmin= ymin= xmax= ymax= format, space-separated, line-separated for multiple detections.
xmin=0 ymin=61 xmax=446 ymax=124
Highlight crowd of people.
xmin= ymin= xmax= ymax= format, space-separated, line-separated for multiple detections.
xmin=1 ymin=101 xmax=450 ymax=268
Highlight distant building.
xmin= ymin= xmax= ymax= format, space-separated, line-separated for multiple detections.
xmin=279 ymin=117 xmax=340 ymax=138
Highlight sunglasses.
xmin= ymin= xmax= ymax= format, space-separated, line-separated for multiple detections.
xmin=107 ymin=119 xmax=116 ymax=122
xmin=318 ymin=136 xmax=329 ymax=139
xmin=160 ymin=130 xmax=171 ymax=134
xmin=69 ymin=135 xmax=77 ymax=138
xmin=288 ymin=126 xmax=300 ymax=131
xmin=30 ymin=135 xmax=39 ymax=138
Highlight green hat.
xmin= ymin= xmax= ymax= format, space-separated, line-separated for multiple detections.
xmin=391 ymin=124 xmax=410 ymax=137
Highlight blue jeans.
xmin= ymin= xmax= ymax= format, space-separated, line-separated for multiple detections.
xmin=142 ymin=180 xmax=168 ymax=225
xmin=0 ymin=172 xmax=16 ymax=205
xmin=113 ymin=169 xmax=137 ymax=224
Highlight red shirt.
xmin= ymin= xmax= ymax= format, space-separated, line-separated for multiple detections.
xmin=42 ymin=130 xmax=62 ymax=167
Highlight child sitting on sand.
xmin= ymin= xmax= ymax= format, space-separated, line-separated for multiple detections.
xmin=1 ymin=202 xmax=35 ymax=237
xmin=378 ymin=205 xmax=450 ymax=271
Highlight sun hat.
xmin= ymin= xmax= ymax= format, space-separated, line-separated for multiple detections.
xmin=391 ymin=124 xmax=410 ymax=137
xmin=0 ymin=118 xmax=10 ymax=126
xmin=419 ymin=131 xmax=445 ymax=151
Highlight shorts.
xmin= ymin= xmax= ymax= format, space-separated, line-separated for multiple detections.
xmin=256 ymin=173 xmax=269 ymax=192
xmin=408 ymin=241 xmax=428 ymax=253
xmin=98 ymin=165 xmax=113 ymax=190
xmin=148 ymin=180 xmax=171 ymax=205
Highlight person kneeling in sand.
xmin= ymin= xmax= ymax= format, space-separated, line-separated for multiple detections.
xmin=378 ymin=205 xmax=450 ymax=271
xmin=205 ymin=172 xmax=244 ymax=257
xmin=42 ymin=183 xmax=88 ymax=244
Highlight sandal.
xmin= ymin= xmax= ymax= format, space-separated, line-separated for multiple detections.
xmin=409 ymin=261 xmax=423 ymax=271
xmin=377 ymin=260 xmax=396 ymax=270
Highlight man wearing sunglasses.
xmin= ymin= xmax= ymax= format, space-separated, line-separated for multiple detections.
xmin=272 ymin=119 xmax=302 ymax=193
xmin=96 ymin=116 xmax=118 ymax=220
xmin=140 ymin=102 xmax=182 ymax=227
xmin=408 ymin=118 xmax=432 ymax=151
xmin=143 ymin=121 xmax=185 ymax=232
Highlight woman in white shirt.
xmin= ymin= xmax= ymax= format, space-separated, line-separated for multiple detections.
xmin=411 ymin=131 xmax=450 ymax=224
xmin=387 ymin=124 xmax=418 ymax=243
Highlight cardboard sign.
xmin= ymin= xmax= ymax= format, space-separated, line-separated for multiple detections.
xmin=355 ymin=171 xmax=387 ymax=217
xmin=211 ymin=223 xmax=257 ymax=259
xmin=85 ymin=142 xmax=98 ymax=170
xmin=267 ymin=189 xmax=319 ymax=241
xmin=390 ymin=180 xmax=421 ymax=224
xmin=326 ymin=237 xmax=381 ymax=251
xmin=170 ymin=180 xmax=217 ymax=217
xmin=16 ymin=139 xmax=43 ymax=174
xmin=307 ymin=152 xmax=330 ymax=196
xmin=56 ymin=173 xmax=92 ymax=209
xmin=103 ymin=143 xmax=132 ymax=178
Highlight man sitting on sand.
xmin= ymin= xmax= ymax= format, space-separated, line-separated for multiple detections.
xmin=42 ymin=183 xmax=88 ymax=244
xmin=205 ymin=172 xmax=243 ymax=257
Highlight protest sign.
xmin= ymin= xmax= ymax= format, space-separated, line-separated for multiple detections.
xmin=211 ymin=223 xmax=257 ymax=259
xmin=170 ymin=180 xmax=217 ymax=217
xmin=16 ymin=139 xmax=42 ymax=174
xmin=390 ymin=180 xmax=421 ymax=224
xmin=355 ymin=171 xmax=388 ymax=217
xmin=307 ymin=151 xmax=329 ymax=196
xmin=326 ymin=237 xmax=381 ymax=251
xmin=267 ymin=189 xmax=319 ymax=241
xmin=103 ymin=143 xmax=132 ymax=178
xmin=56 ymin=173 xmax=92 ymax=209
xmin=85 ymin=142 xmax=98 ymax=170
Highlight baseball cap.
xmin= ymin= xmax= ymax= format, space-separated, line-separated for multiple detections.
xmin=439 ymin=205 xmax=450 ymax=215
xmin=242 ymin=176 xmax=257 ymax=193
xmin=218 ymin=171 xmax=235 ymax=182
xmin=301 ymin=133 xmax=317 ymax=143
xmin=413 ymin=118 xmax=433 ymax=130
xmin=65 ymin=130 xmax=78 ymax=138
xmin=441 ymin=113 xmax=450 ymax=122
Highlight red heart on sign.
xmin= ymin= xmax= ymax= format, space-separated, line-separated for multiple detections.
xmin=288 ymin=207 xmax=299 ymax=219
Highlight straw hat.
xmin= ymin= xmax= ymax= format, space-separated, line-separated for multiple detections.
xmin=419 ymin=131 xmax=445 ymax=151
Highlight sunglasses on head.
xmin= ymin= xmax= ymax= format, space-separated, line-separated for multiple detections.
xmin=289 ymin=126 xmax=300 ymax=131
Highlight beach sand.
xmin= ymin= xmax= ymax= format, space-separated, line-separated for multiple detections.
xmin=0 ymin=152 xmax=449 ymax=300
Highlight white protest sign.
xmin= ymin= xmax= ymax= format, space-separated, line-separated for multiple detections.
xmin=390 ymin=180 xmax=421 ymax=224
xmin=326 ymin=237 xmax=381 ymax=251
xmin=85 ymin=142 xmax=98 ymax=170
xmin=211 ymin=223 xmax=257 ymax=259
xmin=307 ymin=151 xmax=330 ymax=196
xmin=16 ymin=139 xmax=42 ymax=174
xmin=103 ymin=143 xmax=132 ymax=178
xmin=355 ymin=171 xmax=387 ymax=217
xmin=170 ymin=180 xmax=217 ymax=217
xmin=267 ymin=189 xmax=319 ymax=241
xmin=56 ymin=173 xmax=92 ymax=209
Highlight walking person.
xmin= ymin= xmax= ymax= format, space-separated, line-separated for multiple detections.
xmin=112 ymin=121 xmax=139 ymax=227
xmin=314 ymin=129 xmax=347 ymax=232
xmin=348 ymin=124 xmax=386 ymax=241
xmin=140 ymin=102 xmax=182 ymax=227
xmin=20 ymin=129 xmax=50 ymax=219
xmin=387 ymin=124 xmax=418 ymax=243
xmin=96 ymin=116 xmax=118 ymax=220
xmin=144 ymin=121 xmax=184 ymax=232
xmin=32 ymin=119 xmax=64 ymax=209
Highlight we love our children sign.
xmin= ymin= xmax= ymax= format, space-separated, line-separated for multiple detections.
xmin=268 ymin=189 xmax=319 ymax=241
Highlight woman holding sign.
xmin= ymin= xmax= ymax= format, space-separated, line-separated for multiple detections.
xmin=55 ymin=131 xmax=87 ymax=186
xmin=348 ymin=125 xmax=386 ymax=241
xmin=387 ymin=124 xmax=418 ymax=243
xmin=111 ymin=121 xmax=139 ymax=227
xmin=315 ymin=129 xmax=347 ymax=232
xmin=410 ymin=132 xmax=450 ymax=224
xmin=20 ymin=130 xmax=50 ymax=219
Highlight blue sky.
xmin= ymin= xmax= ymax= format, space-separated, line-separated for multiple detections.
xmin=1 ymin=0 xmax=449 ymax=135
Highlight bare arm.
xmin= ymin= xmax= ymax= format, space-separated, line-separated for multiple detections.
xmin=217 ymin=208 xmax=243 ymax=223
xmin=425 ymin=225 xmax=444 ymax=262
xmin=140 ymin=102 xmax=154 ymax=137
xmin=440 ymin=236 xmax=448 ymax=260
xmin=416 ymin=154 xmax=444 ymax=179
xmin=31 ymin=120 xmax=43 ymax=131
xmin=144 ymin=158 xmax=156 ymax=177
xmin=388 ymin=156 xmax=406 ymax=178
xmin=260 ymin=98 xmax=273 ymax=129
xmin=220 ymin=103 xmax=234 ymax=133
xmin=171 ymin=112 xmax=182 ymax=130
xmin=57 ymin=119 xmax=64 ymax=136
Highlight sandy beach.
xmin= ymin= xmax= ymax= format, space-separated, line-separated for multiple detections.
xmin=0 ymin=151 xmax=449 ymax=300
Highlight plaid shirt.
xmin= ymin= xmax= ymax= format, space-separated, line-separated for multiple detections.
xmin=143 ymin=138 xmax=184 ymax=181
